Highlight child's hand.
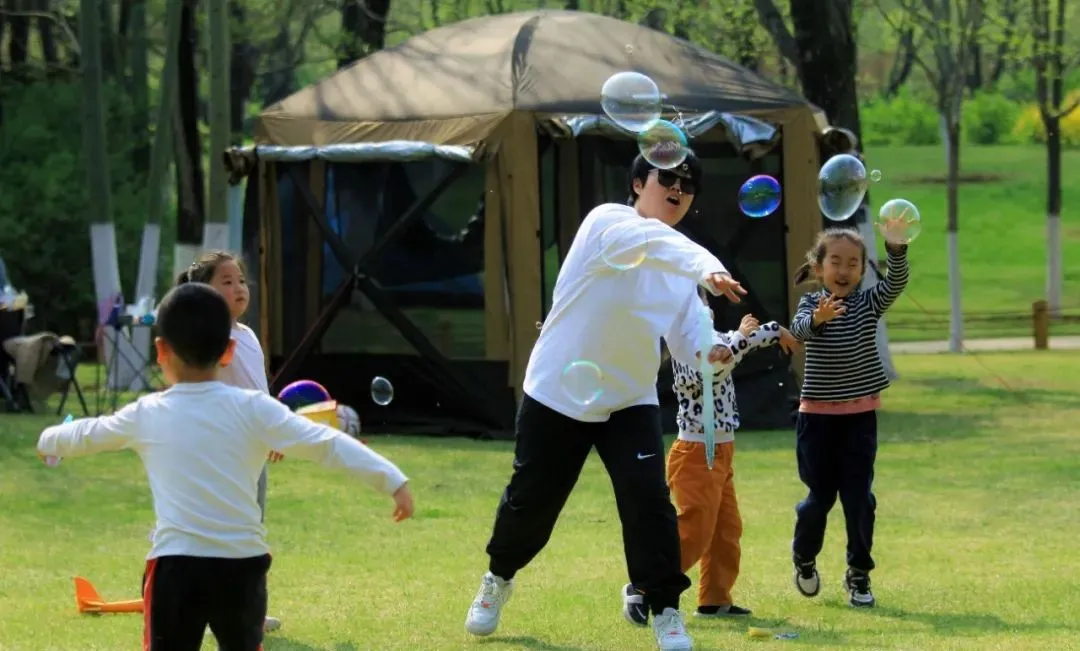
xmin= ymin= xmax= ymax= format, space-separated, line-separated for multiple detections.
xmin=738 ymin=314 xmax=759 ymax=337
xmin=707 ymin=344 xmax=734 ymax=365
xmin=267 ymin=450 xmax=285 ymax=463
xmin=812 ymin=295 xmax=846 ymax=325
xmin=392 ymin=483 xmax=415 ymax=522
xmin=777 ymin=326 xmax=802 ymax=355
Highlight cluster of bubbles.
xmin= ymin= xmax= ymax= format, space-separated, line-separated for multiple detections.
xmin=557 ymin=69 xmax=924 ymax=408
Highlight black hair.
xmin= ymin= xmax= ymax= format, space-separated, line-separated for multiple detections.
xmin=792 ymin=228 xmax=868 ymax=286
xmin=175 ymin=250 xmax=244 ymax=286
xmin=626 ymin=150 xmax=703 ymax=206
xmin=156 ymin=283 xmax=233 ymax=369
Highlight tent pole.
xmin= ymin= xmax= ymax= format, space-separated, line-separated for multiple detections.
xmin=363 ymin=163 xmax=471 ymax=266
xmin=269 ymin=275 xmax=354 ymax=394
xmin=284 ymin=166 xmax=507 ymax=430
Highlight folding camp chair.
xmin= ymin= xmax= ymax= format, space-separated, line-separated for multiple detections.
xmin=0 ymin=307 xmax=25 ymax=412
xmin=54 ymin=338 xmax=89 ymax=417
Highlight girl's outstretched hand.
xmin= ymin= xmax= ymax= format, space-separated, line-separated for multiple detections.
xmin=812 ymin=294 xmax=846 ymax=325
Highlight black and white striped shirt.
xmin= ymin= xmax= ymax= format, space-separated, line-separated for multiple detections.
xmin=790 ymin=248 xmax=910 ymax=401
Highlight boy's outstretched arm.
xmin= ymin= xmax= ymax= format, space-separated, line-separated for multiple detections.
xmin=37 ymin=403 xmax=139 ymax=459
xmin=254 ymin=395 xmax=411 ymax=509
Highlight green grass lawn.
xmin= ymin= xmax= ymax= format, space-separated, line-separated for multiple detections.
xmin=2 ymin=351 xmax=1079 ymax=650
xmin=863 ymin=145 xmax=1080 ymax=342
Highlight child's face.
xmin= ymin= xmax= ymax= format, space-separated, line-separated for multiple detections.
xmin=209 ymin=260 xmax=249 ymax=322
xmin=815 ymin=238 xmax=864 ymax=297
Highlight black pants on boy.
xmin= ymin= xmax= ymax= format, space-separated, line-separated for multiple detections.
xmin=142 ymin=554 xmax=271 ymax=651
xmin=485 ymin=394 xmax=690 ymax=614
xmin=791 ymin=410 xmax=878 ymax=572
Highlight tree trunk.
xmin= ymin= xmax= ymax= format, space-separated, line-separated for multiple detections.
xmin=207 ymin=0 xmax=231 ymax=233
xmin=788 ymin=0 xmax=863 ymax=145
xmin=129 ymin=0 xmax=150 ymax=172
xmin=259 ymin=26 xmax=297 ymax=105
xmin=945 ymin=118 xmax=964 ymax=352
xmin=883 ymin=27 xmax=916 ymax=98
xmin=175 ymin=0 xmax=205 ymax=248
xmin=228 ymin=0 xmax=257 ymax=139
xmin=1046 ymin=116 xmax=1062 ymax=314
xmin=7 ymin=8 xmax=29 ymax=81
xmin=339 ymin=0 xmax=392 ymax=69
xmin=38 ymin=11 xmax=59 ymax=72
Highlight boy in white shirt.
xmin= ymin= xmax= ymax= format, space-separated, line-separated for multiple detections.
xmin=37 ymin=282 xmax=414 ymax=651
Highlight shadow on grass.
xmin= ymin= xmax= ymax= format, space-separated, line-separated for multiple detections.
xmin=701 ymin=615 xmax=853 ymax=646
xmin=864 ymin=604 xmax=1080 ymax=637
xmin=264 ymin=639 xmax=357 ymax=651
xmin=909 ymin=376 xmax=1080 ymax=410
xmin=478 ymin=635 xmax=586 ymax=651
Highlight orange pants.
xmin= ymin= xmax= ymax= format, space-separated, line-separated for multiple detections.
xmin=667 ymin=439 xmax=742 ymax=607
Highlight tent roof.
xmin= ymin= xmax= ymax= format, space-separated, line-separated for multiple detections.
xmin=257 ymin=10 xmax=812 ymax=146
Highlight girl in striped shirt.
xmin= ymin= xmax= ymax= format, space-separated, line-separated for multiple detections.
xmin=787 ymin=225 xmax=910 ymax=609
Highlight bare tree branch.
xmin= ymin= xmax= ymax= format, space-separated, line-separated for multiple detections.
xmin=752 ymin=0 xmax=797 ymax=67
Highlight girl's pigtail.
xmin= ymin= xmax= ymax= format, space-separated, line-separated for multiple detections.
xmin=792 ymin=263 xmax=812 ymax=286
xmin=175 ymin=270 xmax=190 ymax=285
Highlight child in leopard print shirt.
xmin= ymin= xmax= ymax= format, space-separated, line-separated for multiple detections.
xmin=622 ymin=299 xmax=799 ymax=625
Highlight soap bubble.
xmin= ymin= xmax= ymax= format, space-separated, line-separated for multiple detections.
xmin=599 ymin=222 xmax=648 ymax=270
xmin=737 ymin=175 xmax=782 ymax=218
xmin=870 ymin=169 xmax=882 ymax=182
xmin=277 ymin=380 xmax=332 ymax=411
xmin=638 ymin=120 xmax=689 ymax=169
xmin=371 ymin=376 xmax=394 ymax=406
xmin=876 ymin=199 xmax=922 ymax=245
xmin=818 ymin=154 xmax=869 ymax=222
xmin=561 ymin=360 xmax=603 ymax=406
xmin=601 ymin=72 xmax=661 ymax=133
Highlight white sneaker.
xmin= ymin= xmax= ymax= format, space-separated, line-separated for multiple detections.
xmin=464 ymin=572 xmax=513 ymax=636
xmin=652 ymin=607 xmax=692 ymax=651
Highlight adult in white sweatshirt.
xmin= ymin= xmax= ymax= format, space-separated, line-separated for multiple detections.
xmin=464 ymin=152 xmax=746 ymax=651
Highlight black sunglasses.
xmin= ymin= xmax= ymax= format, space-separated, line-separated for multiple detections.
xmin=656 ymin=169 xmax=698 ymax=196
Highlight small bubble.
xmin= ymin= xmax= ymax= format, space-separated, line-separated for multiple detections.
xmin=370 ymin=376 xmax=394 ymax=406
xmin=870 ymin=169 xmax=882 ymax=182
xmin=535 ymin=321 xmax=543 ymax=330
xmin=561 ymin=360 xmax=603 ymax=406
xmin=625 ymin=44 xmax=634 ymax=56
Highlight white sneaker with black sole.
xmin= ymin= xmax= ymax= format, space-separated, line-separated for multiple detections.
xmin=845 ymin=568 xmax=876 ymax=608
xmin=793 ymin=558 xmax=821 ymax=597
xmin=622 ymin=583 xmax=649 ymax=626
xmin=652 ymin=608 xmax=693 ymax=651
xmin=464 ymin=572 xmax=514 ymax=636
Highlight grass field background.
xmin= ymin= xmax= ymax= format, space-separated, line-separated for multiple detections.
xmin=1 ymin=351 xmax=1078 ymax=650
xmin=856 ymin=145 xmax=1080 ymax=342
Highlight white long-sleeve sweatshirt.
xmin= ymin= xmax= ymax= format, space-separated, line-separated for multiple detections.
xmin=37 ymin=382 xmax=408 ymax=560
xmin=523 ymin=203 xmax=728 ymax=422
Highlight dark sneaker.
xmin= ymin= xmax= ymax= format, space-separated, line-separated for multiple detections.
xmin=793 ymin=558 xmax=821 ymax=597
xmin=695 ymin=604 xmax=753 ymax=617
xmin=845 ymin=568 xmax=876 ymax=608
xmin=621 ymin=583 xmax=649 ymax=626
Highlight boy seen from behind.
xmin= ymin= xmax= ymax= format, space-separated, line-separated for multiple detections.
xmin=37 ymin=283 xmax=414 ymax=651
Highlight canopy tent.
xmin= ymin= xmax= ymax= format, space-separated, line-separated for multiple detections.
xmin=223 ymin=9 xmax=830 ymax=438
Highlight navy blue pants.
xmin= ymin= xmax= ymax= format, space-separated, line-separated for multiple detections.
xmin=791 ymin=410 xmax=878 ymax=572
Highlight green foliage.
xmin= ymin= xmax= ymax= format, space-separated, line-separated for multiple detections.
xmin=962 ymin=92 xmax=1021 ymax=145
xmin=860 ymin=90 xmax=942 ymax=146
xmin=0 ymin=81 xmax=175 ymax=340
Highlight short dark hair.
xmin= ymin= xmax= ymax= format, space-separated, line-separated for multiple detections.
xmin=175 ymin=250 xmax=243 ymax=286
xmin=156 ymin=283 xmax=233 ymax=369
xmin=626 ymin=150 xmax=704 ymax=205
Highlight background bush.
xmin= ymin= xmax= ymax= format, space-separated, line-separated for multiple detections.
xmin=861 ymin=90 xmax=942 ymax=147
xmin=0 ymin=82 xmax=176 ymax=340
